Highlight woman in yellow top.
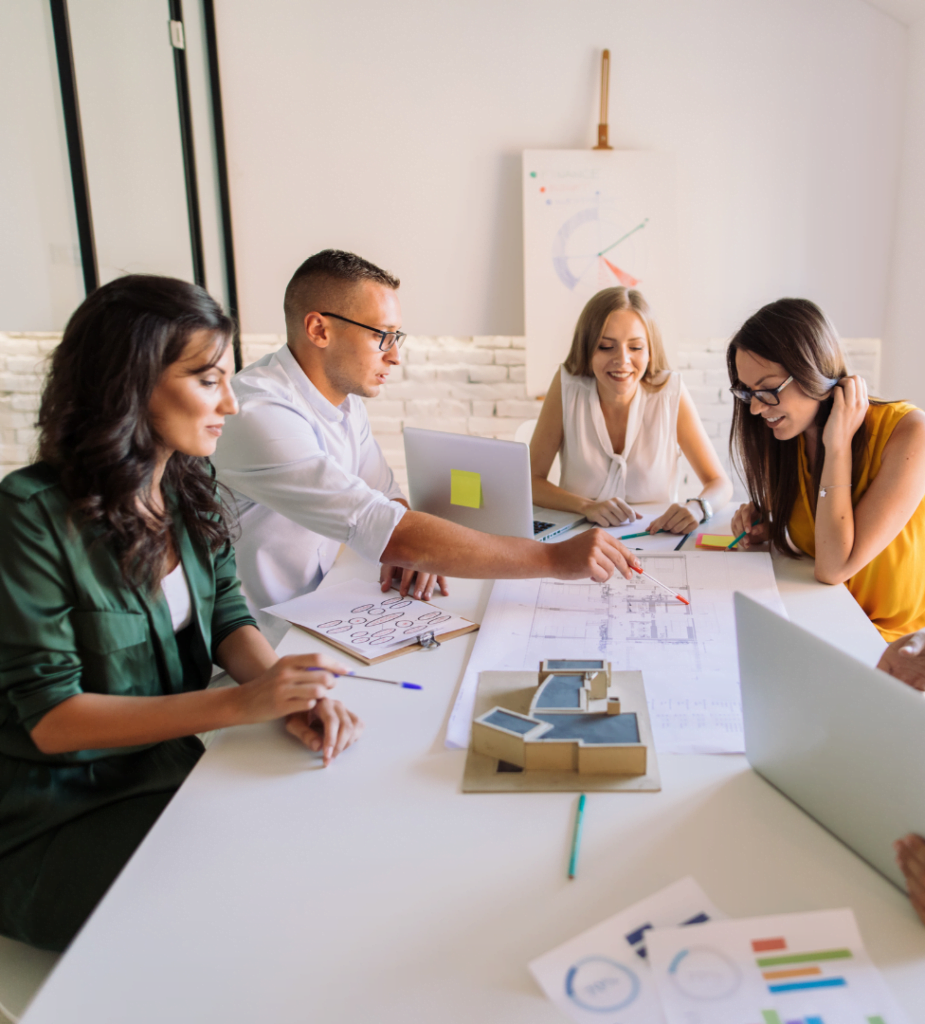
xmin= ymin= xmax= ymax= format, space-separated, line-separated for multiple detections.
xmin=728 ymin=297 xmax=925 ymax=642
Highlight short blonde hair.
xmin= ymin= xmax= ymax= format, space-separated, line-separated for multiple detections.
xmin=563 ymin=287 xmax=669 ymax=388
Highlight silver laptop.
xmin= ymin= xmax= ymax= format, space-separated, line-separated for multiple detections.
xmin=403 ymin=427 xmax=584 ymax=542
xmin=735 ymin=591 xmax=925 ymax=891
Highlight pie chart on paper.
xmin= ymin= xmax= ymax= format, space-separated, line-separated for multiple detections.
xmin=551 ymin=207 xmax=649 ymax=291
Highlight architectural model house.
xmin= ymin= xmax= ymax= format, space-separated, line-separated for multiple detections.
xmin=471 ymin=659 xmax=646 ymax=775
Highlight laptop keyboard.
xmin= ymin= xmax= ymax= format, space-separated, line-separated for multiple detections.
xmin=533 ymin=520 xmax=556 ymax=535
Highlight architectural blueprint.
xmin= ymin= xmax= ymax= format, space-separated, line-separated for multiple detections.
xmin=446 ymin=552 xmax=787 ymax=754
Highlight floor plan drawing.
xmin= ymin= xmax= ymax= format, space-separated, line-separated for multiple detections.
xmin=447 ymin=553 xmax=788 ymax=755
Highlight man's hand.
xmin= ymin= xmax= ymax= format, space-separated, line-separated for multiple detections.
xmin=547 ymin=528 xmax=640 ymax=582
xmin=895 ymin=834 xmax=925 ymax=926
xmin=379 ymin=563 xmax=449 ymax=601
xmin=878 ymin=630 xmax=925 ymax=691
xmin=285 ymin=698 xmax=364 ymax=767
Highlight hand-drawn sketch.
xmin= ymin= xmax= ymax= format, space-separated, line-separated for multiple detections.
xmin=263 ymin=579 xmax=474 ymax=662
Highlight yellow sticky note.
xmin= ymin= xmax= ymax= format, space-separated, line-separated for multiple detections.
xmin=450 ymin=469 xmax=481 ymax=509
xmin=698 ymin=534 xmax=737 ymax=548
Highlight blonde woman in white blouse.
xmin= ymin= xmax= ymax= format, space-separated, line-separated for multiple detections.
xmin=530 ymin=288 xmax=732 ymax=534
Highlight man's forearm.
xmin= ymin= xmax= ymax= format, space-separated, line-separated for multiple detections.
xmin=380 ymin=511 xmax=557 ymax=579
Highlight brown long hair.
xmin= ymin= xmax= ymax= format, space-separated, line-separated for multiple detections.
xmin=563 ymin=287 xmax=670 ymax=389
xmin=37 ymin=275 xmax=236 ymax=586
xmin=727 ymin=297 xmax=874 ymax=557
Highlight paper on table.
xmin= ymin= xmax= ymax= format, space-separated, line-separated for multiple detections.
xmin=263 ymin=579 xmax=474 ymax=661
xmin=608 ymin=513 xmax=689 ymax=554
xmin=529 ymin=877 xmax=725 ymax=1023
xmin=446 ymin=551 xmax=787 ymax=753
xmin=450 ymin=469 xmax=481 ymax=508
xmin=647 ymin=907 xmax=910 ymax=1024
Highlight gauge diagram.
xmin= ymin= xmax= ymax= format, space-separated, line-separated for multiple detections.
xmin=552 ymin=207 xmax=648 ymax=291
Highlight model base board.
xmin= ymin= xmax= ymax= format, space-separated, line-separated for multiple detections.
xmin=462 ymin=669 xmax=660 ymax=794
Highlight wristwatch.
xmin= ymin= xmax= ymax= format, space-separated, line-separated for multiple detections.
xmin=685 ymin=497 xmax=713 ymax=524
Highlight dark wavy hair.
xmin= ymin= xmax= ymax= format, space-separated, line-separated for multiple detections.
xmin=727 ymin=297 xmax=877 ymax=557
xmin=37 ymin=274 xmax=236 ymax=586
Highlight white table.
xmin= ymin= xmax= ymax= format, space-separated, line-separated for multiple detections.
xmin=22 ymin=523 xmax=925 ymax=1024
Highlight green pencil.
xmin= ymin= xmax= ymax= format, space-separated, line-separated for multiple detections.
xmin=618 ymin=530 xmax=666 ymax=540
xmin=727 ymin=519 xmax=761 ymax=550
xmin=568 ymin=794 xmax=587 ymax=879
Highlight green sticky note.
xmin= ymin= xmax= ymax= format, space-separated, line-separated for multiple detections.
xmin=450 ymin=469 xmax=481 ymax=509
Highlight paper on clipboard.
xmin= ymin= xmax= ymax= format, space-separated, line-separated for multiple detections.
xmin=262 ymin=579 xmax=478 ymax=664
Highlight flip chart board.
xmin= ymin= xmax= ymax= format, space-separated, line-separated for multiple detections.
xmin=523 ymin=150 xmax=679 ymax=396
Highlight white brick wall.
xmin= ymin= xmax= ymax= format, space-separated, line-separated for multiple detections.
xmin=0 ymin=331 xmax=882 ymax=502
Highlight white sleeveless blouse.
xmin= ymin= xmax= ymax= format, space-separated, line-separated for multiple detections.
xmin=559 ymin=366 xmax=682 ymax=505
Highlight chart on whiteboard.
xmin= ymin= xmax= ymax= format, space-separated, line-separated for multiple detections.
xmin=522 ymin=150 xmax=679 ymax=395
xmin=446 ymin=552 xmax=787 ymax=754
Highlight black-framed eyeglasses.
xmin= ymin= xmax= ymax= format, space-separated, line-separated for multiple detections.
xmin=320 ymin=312 xmax=406 ymax=353
xmin=729 ymin=375 xmax=794 ymax=406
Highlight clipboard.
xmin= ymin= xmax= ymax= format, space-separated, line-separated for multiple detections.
xmin=289 ymin=617 xmax=479 ymax=665
xmin=264 ymin=578 xmax=479 ymax=666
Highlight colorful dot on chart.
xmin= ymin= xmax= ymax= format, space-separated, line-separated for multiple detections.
xmin=540 ymin=187 xmax=546 ymax=193
xmin=546 ymin=200 xmax=552 ymax=205
xmin=529 ymin=171 xmax=537 ymax=177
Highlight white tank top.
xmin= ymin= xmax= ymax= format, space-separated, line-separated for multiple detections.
xmin=559 ymin=366 xmax=682 ymax=505
xmin=160 ymin=561 xmax=193 ymax=633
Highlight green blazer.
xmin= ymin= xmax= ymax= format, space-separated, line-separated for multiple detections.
xmin=0 ymin=464 xmax=256 ymax=857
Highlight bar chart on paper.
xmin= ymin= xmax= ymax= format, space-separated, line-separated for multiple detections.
xmin=647 ymin=909 xmax=910 ymax=1024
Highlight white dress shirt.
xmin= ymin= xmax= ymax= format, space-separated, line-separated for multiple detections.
xmin=212 ymin=344 xmax=406 ymax=644
xmin=559 ymin=366 xmax=682 ymax=504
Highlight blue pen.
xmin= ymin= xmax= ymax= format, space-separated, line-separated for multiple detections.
xmin=304 ymin=667 xmax=422 ymax=690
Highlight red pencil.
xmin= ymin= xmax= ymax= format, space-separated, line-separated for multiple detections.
xmin=630 ymin=565 xmax=690 ymax=605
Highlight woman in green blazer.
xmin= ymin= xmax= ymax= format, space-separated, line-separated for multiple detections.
xmin=0 ymin=276 xmax=362 ymax=951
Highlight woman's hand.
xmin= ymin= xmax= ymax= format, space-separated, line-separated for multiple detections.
xmin=649 ymin=503 xmax=699 ymax=535
xmin=878 ymin=629 xmax=925 ymax=691
xmin=285 ymin=699 xmax=364 ymax=766
xmin=822 ymin=375 xmax=869 ymax=452
xmin=582 ymin=498 xmax=641 ymax=527
xmin=232 ymin=653 xmax=347 ymax=726
xmin=730 ymin=502 xmax=769 ymax=548
xmin=895 ymin=834 xmax=925 ymax=926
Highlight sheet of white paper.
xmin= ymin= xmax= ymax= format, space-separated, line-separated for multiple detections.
xmin=607 ymin=513 xmax=691 ymax=554
xmin=446 ymin=552 xmax=787 ymax=753
xmin=647 ymin=908 xmax=910 ymax=1024
xmin=263 ymin=579 xmax=473 ymax=661
xmin=528 ymin=877 xmax=725 ymax=1023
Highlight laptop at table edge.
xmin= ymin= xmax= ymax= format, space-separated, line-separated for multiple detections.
xmin=734 ymin=591 xmax=925 ymax=894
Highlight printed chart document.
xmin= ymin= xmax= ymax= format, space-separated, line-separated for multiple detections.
xmin=446 ymin=551 xmax=786 ymax=753
xmin=647 ymin=908 xmax=910 ymax=1024
xmin=264 ymin=579 xmax=476 ymax=664
xmin=529 ymin=877 xmax=724 ymax=1023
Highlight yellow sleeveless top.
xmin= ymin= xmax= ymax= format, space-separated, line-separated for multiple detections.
xmin=788 ymin=402 xmax=925 ymax=642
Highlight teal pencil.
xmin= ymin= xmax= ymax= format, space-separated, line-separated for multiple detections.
xmin=568 ymin=794 xmax=587 ymax=879
xmin=618 ymin=530 xmax=666 ymax=540
xmin=727 ymin=519 xmax=761 ymax=550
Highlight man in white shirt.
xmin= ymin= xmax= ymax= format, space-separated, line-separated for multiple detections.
xmin=213 ymin=250 xmax=638 ymax=643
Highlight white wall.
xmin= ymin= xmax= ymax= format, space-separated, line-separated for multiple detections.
xmin=883 ymin=17 xmax=925 ymax=408
xmin=0 ymin=2 xmax=83 ymax=330
xmin=215 ymin=0 xmax=906 ymax=349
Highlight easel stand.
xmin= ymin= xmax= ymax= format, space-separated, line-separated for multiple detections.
xmin=593 ymin=48 xmax=613 ymax=150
